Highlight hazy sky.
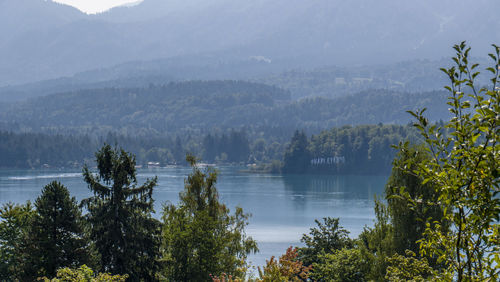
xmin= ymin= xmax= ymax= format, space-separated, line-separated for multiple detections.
xmin=54 ymin=0 xmax=142 ymax=14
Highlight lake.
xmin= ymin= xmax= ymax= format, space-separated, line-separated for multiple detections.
xmin=0 ymin=167 xmax=388 ymax=269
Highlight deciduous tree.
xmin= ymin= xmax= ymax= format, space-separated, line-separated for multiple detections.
xmin=398 ymin=42 xmax=500 ymax=280
xmin=161 ymin=155 xmax=257 ymax=281
xmin=298 ymin=217 xmax=353 ymax=266
xmin=0 ymin=202 xmax=34 ymax=280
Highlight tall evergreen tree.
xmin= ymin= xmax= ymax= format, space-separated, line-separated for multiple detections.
xmin=283 ymin=130 xmax=310 ymax=173
xmin=82 ymin=144 xmax=160 ymax=280
xmin=24 ymin=181 xmax=89 ymax=279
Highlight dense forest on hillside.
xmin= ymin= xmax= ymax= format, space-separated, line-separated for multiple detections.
xmin=1 ymin=81 xmax=289 ymax=134
xmin=0 ymin=81 xmax=450 ymax=135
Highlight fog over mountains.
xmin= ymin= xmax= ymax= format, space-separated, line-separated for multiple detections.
xmin=1 ymin=0 xmax=499 ymax=87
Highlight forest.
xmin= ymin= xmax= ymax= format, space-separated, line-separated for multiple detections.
xmin=0 ymin=81 xmax=450 ymax=135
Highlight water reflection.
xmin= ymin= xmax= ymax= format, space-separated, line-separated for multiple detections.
xmin=282 ymin=174 xmax=386 ymax=204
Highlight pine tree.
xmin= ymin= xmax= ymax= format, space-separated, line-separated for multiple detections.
xmin=81 ymin=144 xmax=160 ymax=280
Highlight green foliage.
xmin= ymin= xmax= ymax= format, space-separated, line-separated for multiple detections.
xmin=161 ymin=155 xmax=258 ymax=281
xmin=298 ymin=217 xmax=353 ymax=266
xmin=385 ymin=250 xmax=436 ymax=282
xmin=385 ymin=144 xmax=445 ymax=260
xmin=399 ymin=42 xmax=500 ymax=280
xmin=81 ymin=144 xmax=161 ymax=280
xmin=0 ymin=202 xmax=35 ymax=280
xmin=39 ymin=265 xmax=128 ymax=282
xmin=257 ymin=247 xmax=312 ymax=282
xmin=357 ymin=200 xmax=396 ymax=280
xmin=22 ymin=181 xmax=90 ymax=279
xmin=311 ymin=247 xmax=370 ymax=282
xmin=355 ymin=145 xmax=446 ymax=280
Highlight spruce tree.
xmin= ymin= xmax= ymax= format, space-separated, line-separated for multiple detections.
xmin=24 ymin=181 xmax=89 ymax=279
xmin=82 ymin=144 xmax=160 ymax=280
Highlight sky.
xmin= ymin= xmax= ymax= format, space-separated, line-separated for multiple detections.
xmin=54 ymin=0 xmax=142 ymax=14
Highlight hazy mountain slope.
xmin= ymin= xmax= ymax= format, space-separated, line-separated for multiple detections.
xmin=0 ymin=81 xmax=449 ymax=134
xmin=0 ymin=81 xmax=291 ymax=133
xmin=1 ymin=0 xmax=498 ymax=86
xmin=2 ymin=56 xmax=494 ymax=102
xmin=0 ymin=0 xmax=84 ymax=42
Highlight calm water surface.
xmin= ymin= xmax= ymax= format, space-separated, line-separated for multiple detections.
xmin=0 ymin=167 xmax=387 ymax=268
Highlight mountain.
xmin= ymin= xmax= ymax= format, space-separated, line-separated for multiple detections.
xmin=2 ymin=56 xmax=495 ymax=102
xmin=1 ymin=0 xmax=499 ymax=87
xmin=0 ymin=81 xmax=450 ymax=135
xmin=0 ymin=0 xmax=84 ymax=41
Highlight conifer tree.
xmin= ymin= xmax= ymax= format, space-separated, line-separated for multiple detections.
xmin=283 ymin=130 xmax=310 ymax=173
xmin=24 ymin=181 xmax=89 ymax=279
xmin=82 ymin=144 xmax=160 ymax=280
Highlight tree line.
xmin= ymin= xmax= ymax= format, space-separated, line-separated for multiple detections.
xmin=1 ymin=123 xmax=419 ymax=175
xmin=281 ymin=124 xmax=425 ymax=174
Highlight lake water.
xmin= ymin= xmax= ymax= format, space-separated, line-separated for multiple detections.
xmin=0 ymin=167 xmax=387 ymax=269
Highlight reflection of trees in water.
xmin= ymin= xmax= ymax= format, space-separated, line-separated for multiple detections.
xmin=282 ymin=174 xmax=387 ymax=204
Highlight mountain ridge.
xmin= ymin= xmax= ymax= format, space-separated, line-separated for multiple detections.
xmin=1 ymin=0 xmax=498 ymax=87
